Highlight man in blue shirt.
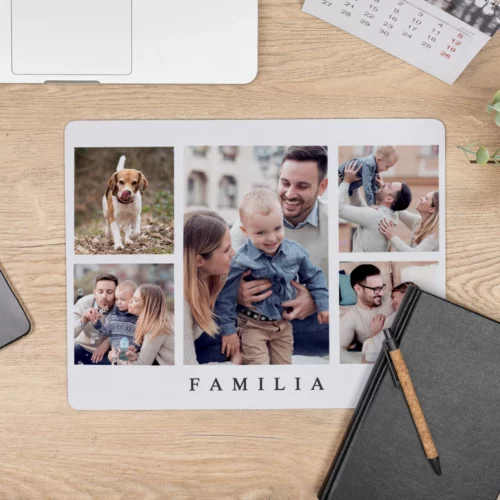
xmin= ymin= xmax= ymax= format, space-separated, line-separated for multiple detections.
xmin=215 ymin=188 xmax=329 ymax=364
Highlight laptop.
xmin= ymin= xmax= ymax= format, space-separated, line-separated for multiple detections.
xmin=0 ymin=0 xmax=258 ymax=84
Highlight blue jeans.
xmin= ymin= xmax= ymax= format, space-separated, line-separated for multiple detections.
xmin=195 ymin=333 xmax=230 ymax=364
xmin=291 ymin=312 xmax=329 ymax=357
xmin=74 ymin=344 xmax=111 ymax=365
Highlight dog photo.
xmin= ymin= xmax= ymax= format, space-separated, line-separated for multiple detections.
xmin=73 ymin=263 xmax=175 ymax=365
xmin=338 ymin=145 xmax=440 ymax=253
xmin=74 ymin=147 xmax=174 ymax=255
xmin=184 ymin=145 xmax=330 ymax=366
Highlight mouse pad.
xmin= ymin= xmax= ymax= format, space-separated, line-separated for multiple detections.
xmin=64 ymin=119 xmax=446 ymax=410
xmin=12 ymin=0 xmax=131 ymax=75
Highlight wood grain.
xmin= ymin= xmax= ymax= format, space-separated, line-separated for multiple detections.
xmin=1 ymin=1 xmax=500 ymax=498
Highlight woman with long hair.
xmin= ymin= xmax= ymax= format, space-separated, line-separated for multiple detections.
xmin=378 ymin=191 xmax=439 ymax=252
xmin=184 ymin=210 xmax=240 ymax=365
xmin=112 ymin=284 xmax=174 ymax=365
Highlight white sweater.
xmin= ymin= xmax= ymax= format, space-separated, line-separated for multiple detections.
xmin=129 ymin=328 xmax=174 ymax=366
xmin=339 ymin=182 xmax=398 ymax=253
xmin=390 ymin=210 xmax=439 ymax=252
xmin=74 ymin=294 xmax=108 ymax=353
xmin=340 ymin=303 xmax=393 ymax=351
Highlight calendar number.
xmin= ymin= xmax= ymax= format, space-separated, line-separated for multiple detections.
xmin=440 ymin=51 xmax=451 ymax=59
xmin=379 ymin=29 xmax=389 ymax=36
xmin=322 ymin=0 xmax=332 ymax=5
xmin=360 ymin=19 xmax=370 ymax=26
xmin=341 ymin=9 xmax=351 ymax=16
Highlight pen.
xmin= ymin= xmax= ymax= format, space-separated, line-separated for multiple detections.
xmin=383 ymin=328 xmax=442 ymax=476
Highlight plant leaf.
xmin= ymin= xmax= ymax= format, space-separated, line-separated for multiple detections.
xmin=496 ymin=113 xmax=500 ymax=127
xmin=487 ymin=104 xmax=495 ymax=113
xmin=494 ymin=103 xmax=500 ymax=112
xmin=493 ymin=90 xmax=500 ymax=104
xmin=492 ymin=148 xmax=500 ymax=158
xmin=476 ymin=146 xmax=490 ymax=164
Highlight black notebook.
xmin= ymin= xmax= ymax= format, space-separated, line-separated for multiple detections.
xmin=320 ymin=287 xmax=500 ymax=500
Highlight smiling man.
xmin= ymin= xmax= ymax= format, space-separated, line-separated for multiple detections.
xmin=340 ymin=264 xmax=388 ymax=354
xmin=230 ymin=146 xmax=329 ymax=357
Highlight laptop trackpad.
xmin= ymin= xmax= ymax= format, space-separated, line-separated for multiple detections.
xmin=12 ymin=0 xmax=132 ymax=75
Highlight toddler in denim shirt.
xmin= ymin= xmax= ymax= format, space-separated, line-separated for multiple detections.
xmin=214 ymin=188 xmax=329 ymax=365
xmin=338 ymin=146 xmax=398 ymax=206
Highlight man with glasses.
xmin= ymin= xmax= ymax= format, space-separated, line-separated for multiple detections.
xmin=340 ymin=264 xmax=392 ymax=356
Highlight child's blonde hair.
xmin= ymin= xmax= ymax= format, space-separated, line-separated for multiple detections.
xmin=239 ymin=188 xmax=282 ymax=224
xmin=116 ymin=280 xmax=137 ymax=295
xmin=375 ymin=146 xmax=398 ymax=163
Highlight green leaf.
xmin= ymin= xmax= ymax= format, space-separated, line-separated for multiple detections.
xmin=487 ymin=104 xmax=495 ymax=113
xmin=493 ymin=159 xmax=500 ymax=165
xmin=476 ymin=146 xmax=490 ymax=164
xmin=492 ymin=148 xmax=500 ymax=158
xmin=496 ymin=113 xmax=500 ymax=127
xmin=494 ymin=103 xmax=500 ymax=112
xmin=493 ymin=90 xmax=500 ymax=104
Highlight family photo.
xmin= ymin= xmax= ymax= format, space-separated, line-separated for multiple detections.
xmin=184 ymin=145 xmax=330 ymax=365
xmin=339 ymin=261 xmax=440 ymax=364
xmin=74 ymin=264 xmax=175 ymax=365
xmin=425 ymin=0 xmax=500 ymax=36
xmin=338 ymin=145 xmax=440 ymax=253
xmin=74 ymin=147 xmax=174 ymax=255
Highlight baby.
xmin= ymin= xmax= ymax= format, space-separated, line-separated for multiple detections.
xmin=338 ymin=146 xmax=398 ymax=206
xmin=91 ymin=280 xmax=139 ymax=364
xmin=214 ymin=188 xmax=329 ymax=365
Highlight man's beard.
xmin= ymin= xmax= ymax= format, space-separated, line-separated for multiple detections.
xmin=280 ymin=191 xmax=317 ymax=222
xmin=363 ymin=293 xmax=382 ymax=307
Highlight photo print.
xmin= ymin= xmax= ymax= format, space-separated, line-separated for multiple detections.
xmin=339 ymin=261 xmax=441 ymax=364
xmin=74 ymin=147 xmax=174 ymax=255
xmin=338 ymin=145 xmax=440 ymax=254
xmin=73 ymin=264 xmax=175 ymax=366
xmin=184 ymin=145 xmax=330 ymax=366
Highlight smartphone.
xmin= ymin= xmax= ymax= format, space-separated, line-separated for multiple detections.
xmin=0 ymin=267 xmax=31 ymax=350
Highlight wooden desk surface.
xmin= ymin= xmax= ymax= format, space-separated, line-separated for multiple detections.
xmin=1 ymin=2 xmax=500 ymax=498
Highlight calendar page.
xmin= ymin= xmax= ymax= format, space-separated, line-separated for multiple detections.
xmin=303 ymin=0 xmax=500 ymax=84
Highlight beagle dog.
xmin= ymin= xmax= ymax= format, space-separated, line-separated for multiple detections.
xmin=103 ymin=156 xmax=148 ymax=250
